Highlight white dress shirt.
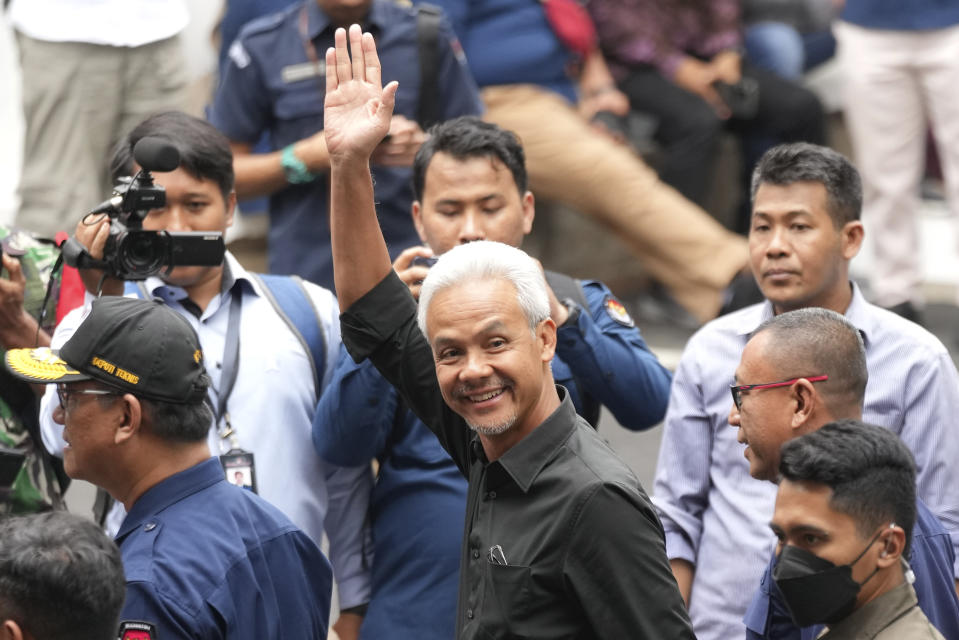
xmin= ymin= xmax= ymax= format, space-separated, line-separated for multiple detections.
xmin=9 ymin=0 xmax=188 ymax=47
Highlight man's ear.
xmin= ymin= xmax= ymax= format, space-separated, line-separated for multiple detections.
xmin=0 ymin=620 xmax=24 ymax=640
xmin=224 ymin=191 xmax=237 ymax=229
xmin=521 ymin=191 xmax=535 ymax=236
xmin=840 ymin=220 xmax=864 ymax=261
xmin=876 ymin=525 xmax=906 ymax=569
xmin=115 ymin=394 xmax=143 ymax=445
xmin=790 ymin=379 xmax=817 ymax=431
xmin=412 ymin=201 xmax=429 ymax=245
xmin=537 ymin=317 xmax=557 ymax=363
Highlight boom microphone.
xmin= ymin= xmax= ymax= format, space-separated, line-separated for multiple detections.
xmin=133 ymin=137 xmax=180 ymax=173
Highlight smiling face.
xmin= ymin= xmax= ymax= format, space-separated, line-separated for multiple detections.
xmin=140 ymin=166 xmax=234 ymax=290
xmin=425 ymin=277 xmax=557 ymax=448
xmin=749 ymin=182 xmax=862 ymax=315
xmin=413 ymin=153 xmax=534 ymax=255
xmin=729 ymin=332 xmax=797 ymax=481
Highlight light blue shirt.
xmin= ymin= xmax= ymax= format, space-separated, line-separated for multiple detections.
xmin=654 ymin=283 xmax=959 ymax=640
xmin=39 ymin=252 xmax=372 ymax=609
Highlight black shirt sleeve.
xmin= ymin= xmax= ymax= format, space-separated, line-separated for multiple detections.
xmin=563 ymin=483 xmax=697 ymax=639
xmin=339 ymin=271 xmax=474 ymax=474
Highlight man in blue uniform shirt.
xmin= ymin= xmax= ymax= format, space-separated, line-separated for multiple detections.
xmin=209 ymin=0 xmax=482 ymax=292
xmin=312 ymin=116 xmax=673 ymax=639
xmin=5 ymin=297 xmax=333 ymax=639
xmin=729 ymin=307 xmax=959 ymax=639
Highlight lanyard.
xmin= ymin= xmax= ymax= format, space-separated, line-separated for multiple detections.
xmin=214 ymin=290 xmax=243 ymax=448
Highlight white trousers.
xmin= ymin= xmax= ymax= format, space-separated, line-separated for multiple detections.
xmin=836 ymin=20 xmax=959 ymax=307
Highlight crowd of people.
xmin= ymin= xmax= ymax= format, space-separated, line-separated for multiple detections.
xmin=1 ymin=1 xmax=958 ymax=639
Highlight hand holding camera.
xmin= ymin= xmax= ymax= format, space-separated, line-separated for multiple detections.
xmin=62 ymin=137 xmax=226 ymax=291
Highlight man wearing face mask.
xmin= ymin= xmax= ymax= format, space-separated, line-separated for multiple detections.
xmin=730 ymin=307 xmax=959 ymax=639
xmin=770 ymin=420 xmax=945 ymax=639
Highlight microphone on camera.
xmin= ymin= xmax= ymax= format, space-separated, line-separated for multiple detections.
xmin=87 ymin=139 xmax=180 ymax=215
xmin=133 ymin=137 xmax=180 ymax=173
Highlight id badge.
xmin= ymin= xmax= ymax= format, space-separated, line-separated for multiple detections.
xmin=220 ymin=449 xmax=258 ymax=494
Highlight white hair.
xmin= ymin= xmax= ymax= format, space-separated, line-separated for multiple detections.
xmin=417 ymin=241 xmax=550 ymax=337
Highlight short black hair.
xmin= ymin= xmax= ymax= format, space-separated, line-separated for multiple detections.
xmin=779 ymin=419 xmax=917 ymax=553
xmin=751 ymin=143 xmax=862 ymax=228
xmin=412 ymin=116 xmax=527 ymax=201
xmin=0 ymin=511 xmax=126 ymax=640
xmin=111 ymin=111 xmax=235 ymax=200
xmin=752 ymin=307 xmax=867 ymax=415
xmin=140 ymin=371 xmax=214 ymax=442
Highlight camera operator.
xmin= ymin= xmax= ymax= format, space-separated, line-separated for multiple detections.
xmin=34 ymin=111 xmax=373 ymax=635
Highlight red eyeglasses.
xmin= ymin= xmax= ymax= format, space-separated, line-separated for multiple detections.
xmin=730 ymin=375 xmax=828 ymax=410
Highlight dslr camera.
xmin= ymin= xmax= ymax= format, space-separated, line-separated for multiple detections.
xmin=62 ymin=137 xmax=225 ymax=281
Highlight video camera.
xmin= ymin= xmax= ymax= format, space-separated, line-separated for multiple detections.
xmin=61 ymin=137 xmax=225 ymax=281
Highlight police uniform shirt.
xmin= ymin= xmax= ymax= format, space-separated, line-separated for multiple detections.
xmin=340 ymin=271 xmax=695 ymax=639
xmin=209 ymin=0 xmax=482 ymax=291
xmin=117 ymin=458 xmax=332 ymax=638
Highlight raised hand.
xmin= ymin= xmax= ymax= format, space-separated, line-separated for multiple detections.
xmin=324 ymin=25 xmax=399 ymax=163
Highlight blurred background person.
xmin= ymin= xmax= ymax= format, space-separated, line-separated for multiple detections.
xmin=0 ymin=511 xmax=126 ymax=640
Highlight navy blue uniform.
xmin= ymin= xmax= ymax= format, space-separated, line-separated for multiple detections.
xmin=209 ymin=0 xmax=482 ymax=291
xmin=744 ymin=497 xmax=959 ymax=640
xmin=313 ymin=278 xmax=671 ymax=639
xmin=116 ymin=458 xmax=333 ymax=639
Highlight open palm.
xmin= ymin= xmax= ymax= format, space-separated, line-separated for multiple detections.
xmin=324 ymin=25 xmax=398 ymax=161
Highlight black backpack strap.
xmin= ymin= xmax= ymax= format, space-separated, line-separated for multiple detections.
xmin=416 ymin=3 xmax=443 ymax=130
xmin=544 ymin=270 xmax=601 ymax=427
xmin=544 ymin=270 xmax=588 ymax=308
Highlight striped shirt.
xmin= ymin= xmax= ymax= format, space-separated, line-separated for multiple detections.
xmin=654 ymin=283 xmax=959 ymax=640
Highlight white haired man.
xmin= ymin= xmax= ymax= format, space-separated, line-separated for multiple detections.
xmin=323 ymin=25 xmax=694 ymax=639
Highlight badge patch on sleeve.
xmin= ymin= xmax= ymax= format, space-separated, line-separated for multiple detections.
xmin=118 ymin=621 xmax=156 ymax=640
xmin=604 ymin=295 xmax=635 ymax=327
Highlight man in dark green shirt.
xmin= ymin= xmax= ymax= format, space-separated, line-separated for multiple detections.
xmin=325 ymin=24 xmax=694 ymax=639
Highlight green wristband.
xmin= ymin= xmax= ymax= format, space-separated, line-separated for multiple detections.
xmin=281 ymin=144 xmax=317 ymax=184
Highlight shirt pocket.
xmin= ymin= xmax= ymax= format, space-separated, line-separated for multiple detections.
xmin=272 ymin=82 xmax=325 ymax=143
xmin=484 ymin=563 xmax=532 ymax=638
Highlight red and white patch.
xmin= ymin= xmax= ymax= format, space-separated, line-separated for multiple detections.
xmin=118 ymin=620 xmax=156 ymax=640
xmin=604 ymin=296 xmax=634 ymax=327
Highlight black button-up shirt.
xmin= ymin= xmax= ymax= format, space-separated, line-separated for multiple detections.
xmin=342 ymin=272 xmax=695 ymax=639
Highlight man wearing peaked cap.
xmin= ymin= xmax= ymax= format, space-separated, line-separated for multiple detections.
xmin=4 ymin=296 xmax=333 ymax=640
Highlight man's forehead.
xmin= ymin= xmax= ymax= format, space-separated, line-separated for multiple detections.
xmin=426 ymin=279 xmax=522 ymax=334
xmin=753 ymin=181 xmax=830 ymax=218
xmin=425 ymin=153 xmax=516 ymax=194
xmin=774 ymin=479 xmax=839 ymax=525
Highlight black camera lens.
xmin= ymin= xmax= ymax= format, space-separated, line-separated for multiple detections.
xmin=115 ymin=230 xmax=168 ymax=278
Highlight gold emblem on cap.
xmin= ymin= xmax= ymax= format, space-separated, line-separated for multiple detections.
xmin=193 ymin=349 xmax=202 ymax=364
xmin=5 ymin=347 xmax=82 ymax=381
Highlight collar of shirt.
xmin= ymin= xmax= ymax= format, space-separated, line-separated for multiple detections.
xmin=114 ymin=457 xmax=224 ymax=543
xmin=305 ymin=0 xmax=389 ymax=40
xmin=733 ymin=282 xmax=873 ymax=349
xmin=142 ymin=251 xmax=259 ymax=320
xmin=471 ymin=387 xmax=577 ymax=494
xmin=818 ymin=581 xmax=919 ymax=639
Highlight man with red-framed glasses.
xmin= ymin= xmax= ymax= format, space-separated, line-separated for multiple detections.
xmin=652 ymin=142 xmax=959 ymax=639
xmin=729 ymin=306 xmax=959 ymax=639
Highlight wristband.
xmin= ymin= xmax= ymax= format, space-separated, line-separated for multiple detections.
xmin=281 ymin=144 xmax=318 ymax=184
